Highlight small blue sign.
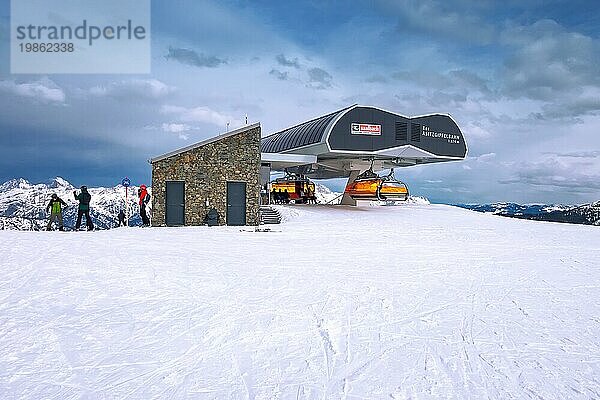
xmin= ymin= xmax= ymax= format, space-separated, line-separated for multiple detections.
xmin=122 ymin=177 xmax=131 ymax=188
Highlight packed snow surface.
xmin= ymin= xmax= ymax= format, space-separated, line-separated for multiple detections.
xmin=1 ymin=204 xmax=599 ymax=399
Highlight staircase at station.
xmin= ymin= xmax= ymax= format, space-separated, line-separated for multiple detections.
xmin=259 ymin=206 xmax=282 ymax=224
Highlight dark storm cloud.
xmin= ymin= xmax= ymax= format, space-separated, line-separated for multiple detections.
xmin=424 ymin=91 xmax=468 ymax=109
xmin=151 ymin=1 xmax=284 ymax=57
xmin=365 ymin=75 xmax=388 ymax=83
xmin=275 ymin=54 xmax=300 ymax=69
xmin=500 ymin=19 xmax=600 ymax=101
xmin=0 ymin=75 xmax=189 ymax=186
xmin=165 ymin=47 xmax=227 ymax=68
xmin=499 ymin=156 xmax=600 ymax=191
xmin=388 ymin=0 xmax=496 ymax=45
xmin=392 ymin=69 xmax=491 ymax=94
xmin=543 ymin=151 xmax=600 ymax=158
xmin=0 ymin=122 xmax=150 ymax=187
xmin=306 ymin=67 xmax=333 ymax=89
xmin=269 ymin=69 xmax=289 ymax=81
xmin=0 ymin=78 xmax=66 ymax=104
xmin=89 ymin=79 xmax=174 ymax=102
xmin=534 ymin=97 xmax=600 ymax=120
xmin=447 ymin=70 xmax=492 ymax=94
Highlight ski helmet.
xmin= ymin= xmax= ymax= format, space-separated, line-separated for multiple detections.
xmin=81 ymin=185 xmax=87 ymax=190
xmin=51 ymin=193 xmax=57 ymax=199
xmin=140 ymin=184 xmax=147 ymax=190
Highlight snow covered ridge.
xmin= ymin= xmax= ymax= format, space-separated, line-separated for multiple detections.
xmin=0 ymin=177 xmax=149 ymax=230
xmin=455 ymin=202 xmax=600 ymax=226
xmin=313 ymin=182 xmax=340 ymax=204
xmin=399 ymin=195 xmax=430 ymax=205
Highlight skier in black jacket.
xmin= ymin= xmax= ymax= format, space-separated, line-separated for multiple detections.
xmin=117 ymin=209 xmax=126 ymax=227
xmin=74 ymin=185 xmax=94 ymax=231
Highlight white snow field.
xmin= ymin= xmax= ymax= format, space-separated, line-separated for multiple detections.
xmin=1 ymin=204 xmax=599 ymax=399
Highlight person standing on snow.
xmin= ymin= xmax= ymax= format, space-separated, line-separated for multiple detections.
xmin=138 ymin=184 xmax=151 ymax=226
xmin=45 ymin=193 xmax=67 ymax=231
xmin=74 ymin=185 xmax=94 ymax=231
xmin=117 ymin=209 xmax=126 ymax=227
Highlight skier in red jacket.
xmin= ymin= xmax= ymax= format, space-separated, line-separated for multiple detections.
xmin=138 ymin=184 xmax=151 ymax=226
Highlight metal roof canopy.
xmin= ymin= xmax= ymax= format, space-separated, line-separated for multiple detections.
xmin=260 ymin=105 xmax=468 ymax=179
xmin=261 ymin=153 xmax=317 ymax=170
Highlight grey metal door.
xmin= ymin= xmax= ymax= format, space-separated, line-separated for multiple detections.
xmin=227 ymin=181 xmax=246 ymax=226
xmin=166 ymin=181 xmax=185 ymax=226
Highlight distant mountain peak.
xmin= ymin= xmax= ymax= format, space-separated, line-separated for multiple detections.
xmin=0 ymin=178 xmax=31 ymax=191
xmin=46 ymin=176 xmax=73 ymax=189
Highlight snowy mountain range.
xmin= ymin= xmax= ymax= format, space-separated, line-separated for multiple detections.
xmin=0 ymin=177 xmax=147 ymax=230
xmin=6 ymin=177 xmax=594 ymax=230
xmin=0 ymin=178 xmax=344 ymax=230
xmin=455 ymin=202 xmax=600 ymax=226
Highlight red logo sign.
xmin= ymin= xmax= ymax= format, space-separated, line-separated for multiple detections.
xmin=351 ymin=123 xmax=381 ymax=135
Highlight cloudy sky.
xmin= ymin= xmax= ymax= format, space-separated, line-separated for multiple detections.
xmin=1 ymin=0 xmax=599 ymax=203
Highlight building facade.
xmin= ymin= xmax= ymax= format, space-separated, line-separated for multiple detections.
xmin=151 ymin=123 xmax=261 ymax=226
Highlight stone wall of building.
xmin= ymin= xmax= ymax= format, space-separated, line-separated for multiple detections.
xmin=151 ymin=124 xmax=261 ymax=226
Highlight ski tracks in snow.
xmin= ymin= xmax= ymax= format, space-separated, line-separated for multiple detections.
xmin=1 ymin=205 xmax=600 ymax=398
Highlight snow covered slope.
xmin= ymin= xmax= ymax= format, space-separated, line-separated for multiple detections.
xmin=1 ymin=204 xmax=599 ymax=399
xmin=0 ymin=177 xmax=149 ymax=230
xmin=313 ymin=183 xmax=341 ymax=204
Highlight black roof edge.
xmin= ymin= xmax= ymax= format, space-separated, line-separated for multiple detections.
xmin=261 ymin=104 xmax=357 ymax=139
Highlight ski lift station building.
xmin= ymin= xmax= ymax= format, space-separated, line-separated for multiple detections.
xmin=150 ymin=105 xmax=467 ymax=226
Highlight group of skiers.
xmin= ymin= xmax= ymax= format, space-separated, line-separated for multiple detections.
xmin=272 ymin=189 xmax=291 ymax=204
xmin=271 ymin=188 xmax=317 ymax=204
xmin=45 ymin=184 xmax=151 ymax=231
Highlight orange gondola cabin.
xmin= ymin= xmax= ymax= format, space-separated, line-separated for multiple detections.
xmin=271 ymin=174 xmax=316 ymax=204
xmin=344 ymin=169 xmax=409 ymax=201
